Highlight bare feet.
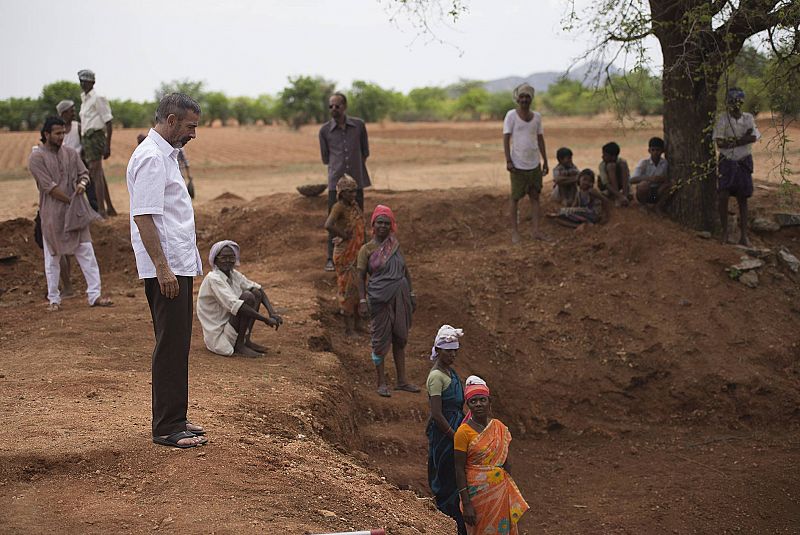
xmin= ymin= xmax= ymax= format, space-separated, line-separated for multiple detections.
xmin=234 ymin=343 xmax=263 ymax=358
xmin=46 ymin=303 xmax=61 ymax=312
xmin=246 ymin=340 xmax=267 ymax=353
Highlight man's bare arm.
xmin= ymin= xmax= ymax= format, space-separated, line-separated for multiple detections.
xmin=133 ymin=214 xmax=179 ymax=298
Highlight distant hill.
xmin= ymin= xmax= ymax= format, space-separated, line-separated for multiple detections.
xmin=482 ymin=61 xmax=624 ymax=94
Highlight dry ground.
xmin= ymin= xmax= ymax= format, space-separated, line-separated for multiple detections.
xmin=0 ymin=116 xmax=796 ymax=221
xmin=1 ymin=119 xmax=799 ymax=534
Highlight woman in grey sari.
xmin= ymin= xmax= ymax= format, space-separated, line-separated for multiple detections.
xmin=356 ymin=204 xmax=420 ymax=397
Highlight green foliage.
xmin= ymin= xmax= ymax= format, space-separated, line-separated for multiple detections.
xmin=40 ymin=81 xmax=82 ymax=117
xmin=0 ymin=98 xmax=44 ymax=131
xmin=349 ymin=80 xmax=401 ymax=123
xmin=453 ymin=87 xmax=489 ymax=120
xmin=277 ymin=75 xmax=335 ymax=129
xmin=204 ymin=91 xmax=231 ymax=125
xmin=484 ymin=91 xmax=513 ymax=120
xmin=155 ymin=79 xmax=207 ymax=101
xmin=541 ymin=79 xmax=605 ymax=116
xmin=764 ymin=53 xmax=800 ymax=118
xmin=604 ymin=68 xmax=663 ymax=116
xmin=718 ymin=46 xmax=770 ymax=114
xmin=400 ymin=86 xmax=450 ymax=121
xmin=109 ymin=99 xmax=154 ymax=128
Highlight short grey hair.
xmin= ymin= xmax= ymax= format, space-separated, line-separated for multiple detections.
xmin=155 ymin=93 xmax=201 ymax=123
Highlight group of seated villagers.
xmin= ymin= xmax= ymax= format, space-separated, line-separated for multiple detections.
xmin=547 ymin=136 xmax=670 ymax=228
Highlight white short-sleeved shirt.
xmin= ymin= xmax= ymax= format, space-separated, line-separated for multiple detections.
xmin=503 ymin=109 xmax=544 ymax=170
xmin=126 ymin=129 xmax=202 ymax=279
xmin=79 ymin=90 xmax=113 ymax=134
xmin=632 ymin=157 xmax=669 ymax=180
xmin=713 ymin=112 xmax=761 ymax=161
xmin=197 ymin=268 xmax=261 ymax=355
xmin=63 ymin=121 xmax=82 ymax=153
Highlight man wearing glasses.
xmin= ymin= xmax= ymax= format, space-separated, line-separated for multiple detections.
xmin=319 ymin=92 xmax=370 ymax=272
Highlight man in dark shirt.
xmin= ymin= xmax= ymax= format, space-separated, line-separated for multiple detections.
xmin=319 ymin=92 xmax=370 ymax=271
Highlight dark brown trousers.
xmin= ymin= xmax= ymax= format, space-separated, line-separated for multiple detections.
xmin=144 ymin=276 xmax=193 ymax=437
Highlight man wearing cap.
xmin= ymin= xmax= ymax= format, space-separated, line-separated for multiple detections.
xmin=319 ymin=91 xmax=370 ymax=272
xmin=713 ymin=87 xmax=760 ymax=246
xmin=78 ymin=69 xmax=116 ymax=217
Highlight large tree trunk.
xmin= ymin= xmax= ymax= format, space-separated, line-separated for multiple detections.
xmin=658 ymin=31 xmax=723 ymax=231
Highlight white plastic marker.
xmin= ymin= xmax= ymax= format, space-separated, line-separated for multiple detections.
xmin=311 ymin=530 xmax=385 ymax=535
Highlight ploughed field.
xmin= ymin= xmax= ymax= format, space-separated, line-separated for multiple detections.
xmin=1 ymin=118 xmax=799 ymax=533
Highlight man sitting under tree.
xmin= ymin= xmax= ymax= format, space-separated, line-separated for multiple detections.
xmin=197 ymin=240 xmax=283 ymax=358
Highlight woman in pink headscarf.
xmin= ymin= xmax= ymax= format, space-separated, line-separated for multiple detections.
xmin=454 ymin=376 xmax=529 ymax=535
xmin=355 ymin=204 xmax=419 ymax=398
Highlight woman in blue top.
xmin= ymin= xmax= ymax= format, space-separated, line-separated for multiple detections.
xmin=426 ymin=324 xmax=467 ymax=535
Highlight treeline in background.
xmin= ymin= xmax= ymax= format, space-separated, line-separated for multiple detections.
xmin=1 ymin=47 xmax=796 ymax=132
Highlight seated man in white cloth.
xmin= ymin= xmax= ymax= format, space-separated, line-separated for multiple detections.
xmin=197 ymin=240 xmax=283 ymax=357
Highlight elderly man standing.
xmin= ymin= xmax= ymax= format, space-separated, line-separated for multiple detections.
xmin=78 ymin=69 xmax=116 ymax=217
xmin=127 ymin=93 xmax=206 ymax=449
xmin=319 ymin=92 xmax=370 ymax=272
xmin=29 ymin=116 xmax=112 ymax=311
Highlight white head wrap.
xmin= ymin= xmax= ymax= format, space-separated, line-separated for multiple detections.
xmin=513 ymin=83 xmax=535 ymax=102
xmin=430 ymin=324 xmax=464 ymax=360
xmin=465 ymin=375 xmax=487 ymax=387
xmin=208 ymin=240 xmax=240 ymax=268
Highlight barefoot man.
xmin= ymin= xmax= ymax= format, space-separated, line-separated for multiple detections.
xmin=714 ymin=87 xmax=760 ymax=246
xmin=127 ymin=93 xmax=206 ymax=449
xmin=503 ymin=83 xmax=549 ymax=243
xmin=78 ymin=69 xmax=116 ymax=217
xmin=197 ymin=240 xmax=283 ymax=358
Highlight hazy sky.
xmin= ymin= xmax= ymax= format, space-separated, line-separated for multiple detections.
xmin=0 ymin=0 xmax=653 ymax=100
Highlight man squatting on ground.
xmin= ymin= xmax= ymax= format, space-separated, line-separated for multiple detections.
xmin=319 ymin=91 xmax=370 ymax=272
xmin=197 ymin=240 xmax=283 ymax=358
xmin=713 ymin=87 xmax=760 ymax=246
xmin=78 ymin=69 xmax=116 ymax=217
xmin=127 ymin=93 xmax=207 ymax=449
xmin=503 ymin=83 xmax=549 ymax=244
xmin=29 ymin=116 xmax=112 ymax=311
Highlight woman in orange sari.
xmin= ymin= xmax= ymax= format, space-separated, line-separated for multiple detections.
xmin=455 ymin=376 xmax=529 ymax=534
xmin=324 ymin=175 xmax=366 ymax=335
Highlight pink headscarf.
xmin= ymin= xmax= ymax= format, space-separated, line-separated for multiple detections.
xmin=370 ymin=204 xmax=397 ymax=235
xmin=464 ymin=375 xmax=490 ymax=402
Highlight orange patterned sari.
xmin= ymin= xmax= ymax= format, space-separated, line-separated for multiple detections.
xmin=463 ymin=419 xmax=529 ymax=535
xmin=333 ymin=202 xmax=365 ymax=315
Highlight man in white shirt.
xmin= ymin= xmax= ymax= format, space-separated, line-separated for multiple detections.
xmin=57 ymin=99 xmax=98 ymax=212
xmin=502 ymin=83 xmax=549 ymax=243
xmin=631 ymin=137 xmax=670 ymax=211
xmin=127 ymin=93 xmax=206 ymax=449
xmin=197 ymin=240 xmax=282 ymax=358
xmin=78 ymin=69 xmax=116 ymax=217
xmin=713 ymin=87 xmax=760 ymax=246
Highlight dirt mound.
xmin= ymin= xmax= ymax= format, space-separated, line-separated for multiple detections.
xmin=2 ymin=186 xmax=799 ymax=533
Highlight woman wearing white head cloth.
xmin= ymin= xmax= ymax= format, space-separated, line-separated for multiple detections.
xmin=426 ymin=324 xmax=467 ymax=535
xmin=197 ymin=240 xmax=283 ymax=357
